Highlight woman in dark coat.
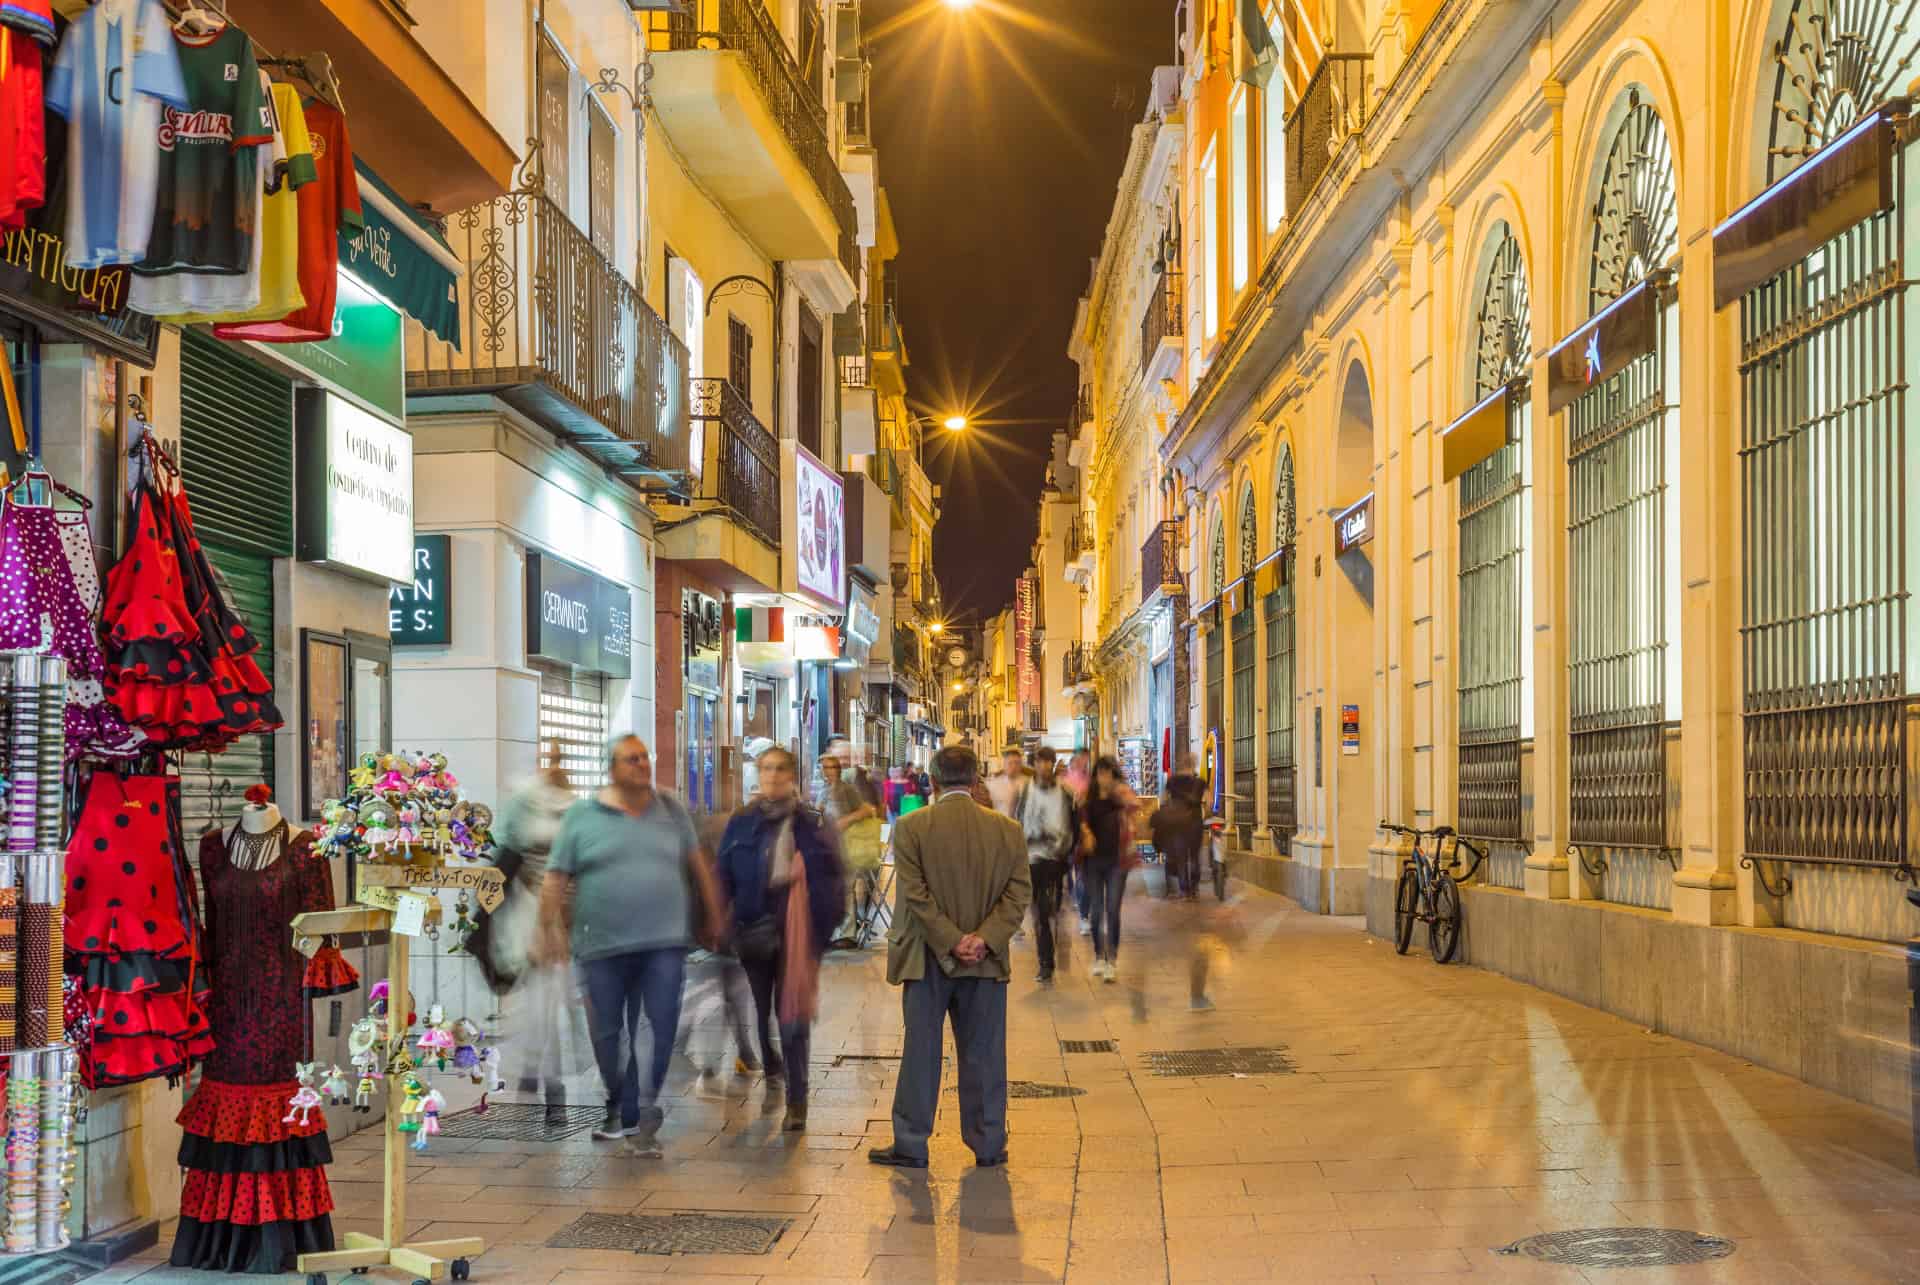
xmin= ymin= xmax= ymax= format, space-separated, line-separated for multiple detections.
xmin=714 ymin=746 xmax=845 ymax=1132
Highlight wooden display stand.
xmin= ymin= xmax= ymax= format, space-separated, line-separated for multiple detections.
xmin=287 ymin=903 xmax=483 ymax=1285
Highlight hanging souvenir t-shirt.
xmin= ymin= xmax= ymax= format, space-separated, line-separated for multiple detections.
xmin=216 ymin=97 xmax=359 ymax=344
xmin=0 ymin=1 xmax=52 ymax=47
xmin=128 ymin=22 xmax=272 ymax=318
xmin=194 ymin=79 xmax=312 ymax=325
xmin=0 ymin=27 xmax=45 ymax=232
xmin=44 ymin=0 xmax=189 ymax=269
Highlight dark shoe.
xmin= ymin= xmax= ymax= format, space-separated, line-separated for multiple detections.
xmin=544 ymin=1103 xmax=570 ymax=1128
xmin=590 ymin=1107 xmax=626 ymax=1141
xmin=868 ymin=1146 xmax=928 ymax=1169
xmin=1036 ymin=972 xmax=1054 ymax=986
xmin=975 ymin=1150 xmax=1009 ymax=1167
xmin=782 ymin=1106 xmax=807 ymax=1133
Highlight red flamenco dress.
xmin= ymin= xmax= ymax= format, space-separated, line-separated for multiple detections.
xmin=171 ymin=824 xmax=358 ymax=1274
xmin=101 ymin=472 xmax=281 ymax=750
xmin=63 ymin=773 xmax=215 ymax=1088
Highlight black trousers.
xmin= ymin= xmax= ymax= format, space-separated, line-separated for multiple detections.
xmin=1029 ymin=858 xmax=1065 ymax=977
xmin=891 ymin=950 xmax=1008 ymax=1163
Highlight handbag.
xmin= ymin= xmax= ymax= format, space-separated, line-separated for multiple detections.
xmin=733 ymin=913 xmax=782 ymax=964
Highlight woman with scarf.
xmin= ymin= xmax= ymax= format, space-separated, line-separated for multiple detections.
xmin=714 ymin=746 xmax=846 ymax=1132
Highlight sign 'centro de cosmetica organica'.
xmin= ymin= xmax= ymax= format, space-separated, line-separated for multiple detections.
xmin=295 ymin=389 xmax=416 ymax=584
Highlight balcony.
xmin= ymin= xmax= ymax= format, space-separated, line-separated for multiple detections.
xmin=870 ymin=295 xmax=907 ymax=397
xmin=647 ymin=0 xmax=858 ymax=280
xmin=407 ymin=187 xmax=690 ymax=482
xmin=1062 ymin=642 xmax=1094 ymax=694
xmin=651 ymin=378 xmax=781 ymax=593
xmin=1065 ymin=512 xmax=1096 ymax=586
xmin=1287 ymin=53 xmax=1373 ymax=244
xmin=1141 ymin=269 xmax=1183 ymax=382
xmin=1141 ymin=519 xmax=1184 ymax=608
xmin=841 ymin=356 xmax=877 ymax=454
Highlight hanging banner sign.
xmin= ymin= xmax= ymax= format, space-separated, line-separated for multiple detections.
xmin=1333 ymin=493 xmax=1374 ymax=555
xmin=1545 ymin=274 xmax=1665 ymax=414
xmin=1015 ymin=575 xmax=1038 ymax=712
xmin=1713 ymin=109 xmax=1896 ymax=310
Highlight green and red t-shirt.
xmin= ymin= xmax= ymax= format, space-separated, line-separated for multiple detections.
xmin=129 ymin=23 xmax=272 ymax=315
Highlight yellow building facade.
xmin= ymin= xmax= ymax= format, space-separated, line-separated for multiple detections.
xmin=1091 ymin=0 xmax=1918 ymax=1122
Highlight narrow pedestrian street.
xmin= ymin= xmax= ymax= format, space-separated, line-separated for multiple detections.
xmin=88 ymin=875 xmax=1920 ymax=1285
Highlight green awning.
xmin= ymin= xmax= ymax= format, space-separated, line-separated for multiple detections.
xmin=340 ymin=161 xmax=463 ymax=350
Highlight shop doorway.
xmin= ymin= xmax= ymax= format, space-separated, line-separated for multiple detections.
xmin=1331 ymin=360 xmax=1377 ymax=879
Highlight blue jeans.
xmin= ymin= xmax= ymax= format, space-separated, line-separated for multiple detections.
xmin=1084 ymin=859 xmax=1128 ymax=963
xmin=581 ymin=947 xmax=687 ymax=1129
xmin=741 ymin=954 xmax=810 ymax=1107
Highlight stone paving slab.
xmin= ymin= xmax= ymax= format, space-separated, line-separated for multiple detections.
xmin=87 ymin=873 xmax=1920 ymax=1283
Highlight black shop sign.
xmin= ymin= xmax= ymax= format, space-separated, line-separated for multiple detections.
xmin=526 ymin=552 xmax=632 ymax=678
xmin=389 ymin=535 xmax=451 ymax=645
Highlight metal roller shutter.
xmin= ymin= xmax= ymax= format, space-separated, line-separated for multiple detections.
xmin=538 ymin=663 xmax=608 ymax=798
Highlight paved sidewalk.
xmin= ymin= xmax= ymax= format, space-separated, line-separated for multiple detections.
xmin=93 ymin=873 xmax=1920 ymax=1284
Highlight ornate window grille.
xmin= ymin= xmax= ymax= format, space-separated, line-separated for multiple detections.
xmin=1739 ymin=7 xmax=1920 ymax=887
xmin=1205 ymin=511 xmax=1225 ymax=788
xmin=1266 ymin=449 xmax=1297 ymax=852
xmin=1567 ymin=94 xmax=1679 ymax=862
xmin=1457 ymin=224 xmax=1530 ymax=848
xmin=1231 ymin=486 xmax=1258 ymax=841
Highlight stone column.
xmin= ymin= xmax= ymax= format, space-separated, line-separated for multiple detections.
xmin=1526 ymin=80 xmax=1574 ymax=901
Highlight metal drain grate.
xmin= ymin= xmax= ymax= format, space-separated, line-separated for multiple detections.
xmin=436 ymin=1101 xmax=606 ymax=1142
xmin=547 ymin=1211 xmax=792 ymax=1256
xmin=1010 ymin=1081 xmax=1085 ymax=1098
xmin=829 ymin=1053 xmax=901 ymax=1066
xmin=1060 ymin=1039 xmax=1116 ymax=1053
xmin=1495 ymin=1229 xmax=1736 ymax=1268
xmin=1140 ymin=1046 xmax=1295 ymax=1077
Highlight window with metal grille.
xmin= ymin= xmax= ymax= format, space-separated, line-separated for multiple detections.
xmin=728 ymin=315 xmax=753 ymax=402
xmin=538 ymin=664 xmax=608 ymax=798
xmin=1205 ymin=619 xmax=1223 ymax=773
xmin=1457 ymin=224 xmax=1529 ymax=848
xmin=1265 ymin=450 xmax=1296 ymax=850
xmin=537 ymin=34 xmax=572 ymax=216
xmin=1566 ymin=94 xmax=1679 ymax=867
xmin=1739 ymin=89 xmax=1915 ymax=885
xmin=587 ymin=97 xmax=615 ymax=260
xmin=1230 ymin=602 xmax=1255 ymax=844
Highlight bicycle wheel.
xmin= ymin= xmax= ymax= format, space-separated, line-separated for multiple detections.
xmin=1429 ymin=872 xmax=1462 ymax=963
xmin=1392 ymin=868 xmax=1417 ymax=954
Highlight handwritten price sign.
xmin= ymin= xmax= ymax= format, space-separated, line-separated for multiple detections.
xmin=357 ymin=863 xmax=507 ymax=912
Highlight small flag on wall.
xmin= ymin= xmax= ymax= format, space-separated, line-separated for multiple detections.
xmin=736 ymin=605 xmax=786 ymax=643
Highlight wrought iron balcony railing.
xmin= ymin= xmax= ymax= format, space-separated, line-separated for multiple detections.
xmin=687 ymin=377 xmax=781 ymax=547
xmin=1288 ymin=52 xmax=1372 ymax=215
xmin=407 ymin=182 xmax=690 ymax=480
xmin=1141 ymin=518 xmax=1183 ymax=605
xmin=1067 ymin=513 xmax=1096 ymax=559
xmin=1063 ymin=642 xmax=1093 ymax=690
xmin=657 ymin=0 xmax=858 ymax=277
xmin=1140 ymin=270 xmax=1182 ymax=373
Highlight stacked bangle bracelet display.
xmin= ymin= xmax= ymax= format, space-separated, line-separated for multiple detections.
xmin=0 ymin=654 xmax=78 ymax=1253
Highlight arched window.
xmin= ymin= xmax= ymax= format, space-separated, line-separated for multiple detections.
xmin=1232 ymin=482 xmax=1258 ymax=830
xmin=1767 ymin=0 xmax=1920 ymax=186
xmin=1566 ymin=91 xmax=1681 ymax=879
xmin=1266 ymin=445 xmax=1297 ymax=848
xmin=1457 ymin=222 xmax=1532 ymax=853
xmin=1238 ymin=483 xmax=1258 ymax=576
xmin=1210 ymin=510 xmax=1226 ymax=599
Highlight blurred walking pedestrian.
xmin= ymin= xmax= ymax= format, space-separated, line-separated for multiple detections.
xmin=714 ymin=746 xmax=846 ymax=1133
xmin=988 ymin=748 xmax=1027 ymax=819
xmin=1013 ymin=747 xmax=1078 ymax=984
xmin=1064 ymin=748 xmax=1094 ymax=934
xmin=870 ymin=746 xmax=1031 ymax=1170
xmin=1081 ymin=755 xmax=1141 ymax=981
xmin=820 ymin=753 xmax=882 ymax=947
xmin=1152 ymin=753 xmax=1206 ymax=899
xmin=675 ymin=778 xmax=761 ymax=1086
xmin=472 ymin=743 xmax=592 ymax=1123
xmin=540 ymin=734 xmax=721 ymax=1154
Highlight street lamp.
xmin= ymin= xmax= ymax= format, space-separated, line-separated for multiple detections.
xmin=943 ymin=0 xmax=976 ymax=9
xmin=943 ymin=415 xmax=968 ymax=432
xmin=928 ymin=621 xmax=945 ymax=635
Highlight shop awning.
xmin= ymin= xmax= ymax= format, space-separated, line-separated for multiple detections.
xmin=1712 ymin=106 xmax=1899 ymax=310
xmin=1253 ymin=547 xmax=1289 ymax=597
xmin=1440 ymin=384 xmax=1513 ymax=483
xmin=342 ymin=162 xmax=463 ymax=349
xmin=1543 ymin=274 xmax=1667 ymax=415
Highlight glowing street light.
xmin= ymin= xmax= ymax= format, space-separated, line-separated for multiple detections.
xmin=943 ymin=415 xmax=968 ymax=431
xmin=928 ymin=621 xmax=945 ymax=635
xmin=943 ymin=0 xmax=976 ymax=9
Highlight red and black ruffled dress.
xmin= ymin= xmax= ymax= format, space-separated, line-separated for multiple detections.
xmin=101 ymin=482 xmax=281 ymax=751
xmin=63 ymin=773 xmax=215 ymax=1088
xmin=170 ymin=825 xmax=357 ymax=1275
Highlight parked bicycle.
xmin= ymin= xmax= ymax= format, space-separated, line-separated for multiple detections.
xmin=1380 ymin=821 xmax=1486 ymax=964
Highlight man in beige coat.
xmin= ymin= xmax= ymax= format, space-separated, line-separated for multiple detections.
xmin=869 ymin=745 xmax=1032 ymax=1169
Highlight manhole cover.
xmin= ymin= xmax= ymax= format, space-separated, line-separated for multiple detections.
xmin=1061 ymin=1039 xmax=1116 ymax=1053
xmin=1495 ymin=1229 xmax=1736 ymax=1268
xmin=1140 ymin=1046 xmax=1295 ymax=1077
xmin=547 ymin=1211 xmax=792 ymax=1256
xmin=436 ymin=1101 xmax=605 ymax=1141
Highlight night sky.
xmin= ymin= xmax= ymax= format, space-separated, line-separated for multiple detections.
xmin=865 ymin=0 xmax=1178 ymax=626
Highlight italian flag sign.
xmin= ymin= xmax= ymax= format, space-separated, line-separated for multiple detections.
xmin=736 ymin=605 xmax=785 ymax=643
